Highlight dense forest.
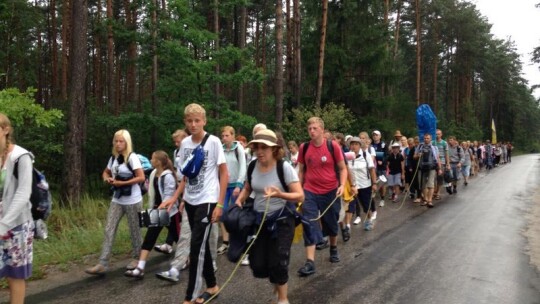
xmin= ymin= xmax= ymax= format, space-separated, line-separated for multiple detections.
xmin=0 ymin=0 xmax=540 ymax=204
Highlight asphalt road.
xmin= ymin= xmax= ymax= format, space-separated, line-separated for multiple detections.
xmin=3 ymin=155 xmax=540 ymax=304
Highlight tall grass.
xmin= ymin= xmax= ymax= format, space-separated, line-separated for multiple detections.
xmin=31 ymin=195 xmax=144 ymax=279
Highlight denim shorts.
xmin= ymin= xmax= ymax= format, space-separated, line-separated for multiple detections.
xmin=302 ymin=189 xmax=340 ymax=246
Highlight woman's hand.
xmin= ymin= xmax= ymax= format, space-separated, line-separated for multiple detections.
xmin=233 ymin=186 xmax=241 ymax=197
xmin=264 ymin=186 xmax=282 ymax=198
xmin=158 ymin=198 xmax=176 ymax=212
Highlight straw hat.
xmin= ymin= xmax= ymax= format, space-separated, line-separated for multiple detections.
xmin=248 ymin=129 xmax=280 ymax=147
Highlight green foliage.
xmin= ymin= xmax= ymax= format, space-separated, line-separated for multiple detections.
xmin=0 ymin=88 xmax=63 ymax=128
xmin=0 ymin=88 xmax=64 ymax=183
xmin=282 ymin=103 xmax=357 ymax=143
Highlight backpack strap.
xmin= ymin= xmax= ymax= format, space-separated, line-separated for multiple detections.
xmin=301 ymin=141 xmax=310 ymax=173
xmin=200 ymin=133 xmax=210 ymax=147
xmin=247 ymin=160 xmax=257 ymax=186
xmin=362 ymin=151 xmax=370 ymax=180
xmin=13 ymin=153 xmax=34 ymax=179
xmin=125 ymin=152 xmax=135 ymax=173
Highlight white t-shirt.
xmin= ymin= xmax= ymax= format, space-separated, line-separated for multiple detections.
xmin=107 ymin=153 xmax=143 ymax=205
xmin=348 ymin=151 xmax=375 ymax=189
xmin=177 ymin=133 xmax=226 ymax=205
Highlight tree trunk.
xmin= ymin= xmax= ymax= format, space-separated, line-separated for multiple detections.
xmin=107 ymin=0 xmax=115 ymax=112
xmin=61 ymin=0 xmax=71 ymax=103
xmin=261 ymin=21 xmax=267 ymax=104
xmin=415 ymin=0 xmax=421 ymax=106
xmin=124 ymin=0 xmax=138 ymax=110
xmin=151 ymin=0 xmax=158 ymax=147
xmin=50 ymin=0 xmax=58 ymax=105
xmin=275 ymin=0 xmax=284 ymax=128
xmin=432 ymin=18 xmax=439 ymax=113
xmin=63 ymin=0 xmax=88 ymax=205
xmin=315 ymin=0 xmax=328 ymax=107
xmin=36 ymin=0 xmax=43 ymax=105
xmin=286 ymin=0 xmax=293 ymax=96
xmin=393 ymin=0 xmax=402 ymax=61
xmin=214 ymin=0 xmax=220 ymax=116
xmin=94 ymin=0 xmax=103 ymax=108
xmin=237 ymin=4 xmax=247 ymax=112
xmin=293 ymin=0 xmax=301 ymax=107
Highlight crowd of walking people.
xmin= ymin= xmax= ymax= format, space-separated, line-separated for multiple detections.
xmin=79 ymin=103 xmax=514 ymax=304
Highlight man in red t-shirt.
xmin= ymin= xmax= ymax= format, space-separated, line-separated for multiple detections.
xmin=297 ymin=117 xmax=347 ymax=277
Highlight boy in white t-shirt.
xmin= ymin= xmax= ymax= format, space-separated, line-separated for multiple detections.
xmin=160 ymin=103 xmax=228 ymax=304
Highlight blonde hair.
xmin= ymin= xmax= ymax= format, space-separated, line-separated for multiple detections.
xmin=221 ymin=126 xmax=235 ymax=136
xmin=0 ymin=113 xmax=14 ymax=146
xmin=111 ymin=129 xmax=134 ymax=160
xmin=307 ymin=117 xmax=324 ymax=130
xmin=172 ymin=129 xmax=187 ymax=140
xmin=184 ymin=103 xmax=206 ymax=118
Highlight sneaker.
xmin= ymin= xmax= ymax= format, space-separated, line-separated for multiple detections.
xmin=155 ymin=270 xmax=180 ymax=283
xmin=217 ymin=243 xmax=229 ymax=255
xmin=213 ymin=261 xmax=218 ymax=272
xmin=446 ymin=186 xmax=452 ymax=195
xmin=379 ymin=200 xmax=385 ymax=207
xmin=315 ymin=239 xmax=329 ymax=250
xmin=371 ymin=211 xmax=377 ymax=220
xmin=85 ymin=264 xmax=108 ymax=275
xmin=364 ymin=220 xmax=372 ymax=231
xmin=126 ymin=260 xmax=138 ymax=270
xmin=353 ymin=216 xmax=361 ymax=225
xmin=341 ymin=227 xmax=351 ymax=242
xmin=297 ymin=260 xmax=316 ymax=276
xmin=329 ymin=248 xmax=340 ymax=263
xmin=241 ymin=255 xmax=250 ymax=266
xmin=154 ymin=243 xmax=173 ymax=254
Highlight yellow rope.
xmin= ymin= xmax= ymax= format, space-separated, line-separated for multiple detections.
xmin=388 ymin=152 xmax=423 ymax=212
xmin=203 ymin=196 xmax=271 ymax=304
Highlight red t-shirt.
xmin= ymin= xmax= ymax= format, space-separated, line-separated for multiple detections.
xmin=298 ymin=140 xmax=344 ymax=194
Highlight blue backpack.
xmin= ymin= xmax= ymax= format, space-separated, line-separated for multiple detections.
xmin=181 ymin=133 xmax=210 ymax=179
xmin=125 ymin=153 xmax=153 ymax=195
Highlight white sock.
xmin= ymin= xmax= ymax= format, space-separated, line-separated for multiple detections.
xmin=372 ymin=211 xmax=377 ymax=219
xmin=137 ymin=260 xmax=146 ymax=270
xmin=346 ymin=224 xmax=351 ymax=229
xmin=169 ymin=267 xmax=179 ymax=276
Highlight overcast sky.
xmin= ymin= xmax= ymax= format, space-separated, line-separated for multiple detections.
xmin=473 ymin=0 xmax=540 ymax=98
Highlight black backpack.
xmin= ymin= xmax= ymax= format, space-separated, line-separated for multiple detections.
xmin=14 ymin=156 xmax=52 ymax=221
xmin=419 ymin=144 xmax=437 ymax=172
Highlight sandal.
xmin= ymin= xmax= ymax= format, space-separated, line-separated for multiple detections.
xmin=420 ymin=201 xmax=428 ymax=206
xmin=433 ymin=195 xmax=441 ymax=200
xmin=427 ymin=202 xmax=434 ymax=208
xmin=195 ymin=291 xmax=219 ymax=303
xmin=413 ymin=198 xmax=422 ymax=203
xmin=154 ymin=243 xmax=173 ymax=254
xmin=124 ymin=267 xmax=144 ymax=279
